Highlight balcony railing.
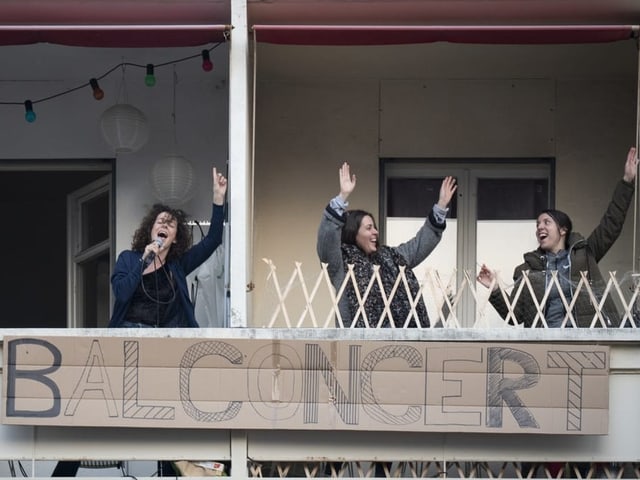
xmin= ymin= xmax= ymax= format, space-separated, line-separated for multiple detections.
xmin=262 ymin=260 xmax=640 ymax=329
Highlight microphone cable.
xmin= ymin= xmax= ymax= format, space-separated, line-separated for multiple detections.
xmin=139 ymin=254 xmax=177 ymax=327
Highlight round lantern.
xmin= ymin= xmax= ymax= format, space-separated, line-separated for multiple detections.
xmin=151 ymin=154 xmax=196 ymax=207
xmin=100 ymin=104 xmax=149 ymax=154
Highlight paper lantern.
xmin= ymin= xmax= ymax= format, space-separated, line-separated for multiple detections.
xmin=100 ymin=104 xmax=149 ymax=154
xmin=151 ymin=154 xmax=196 ymax=207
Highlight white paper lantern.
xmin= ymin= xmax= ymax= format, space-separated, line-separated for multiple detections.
xmin=151 ymin=154 xmax=196 ymax=207
xmin=100 ymin=104 xmax=149 ymax=154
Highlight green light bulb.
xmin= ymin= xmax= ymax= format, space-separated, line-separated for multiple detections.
xmin=145 ymin=64 xmax=156 ymax=87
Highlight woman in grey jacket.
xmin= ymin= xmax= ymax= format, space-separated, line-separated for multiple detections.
xmin=477 ymin=147 xmax=637 ymax=328
xmin=317 ymin=162 xmax=457 ymax=328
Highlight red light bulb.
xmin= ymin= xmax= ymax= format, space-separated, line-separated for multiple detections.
xmin=201 ymin=50 xmax=213 ymax=72
xmin=90 ymin=78 xmax=104 ymax=100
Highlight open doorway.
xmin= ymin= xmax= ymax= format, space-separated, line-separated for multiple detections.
xmin=0 ymin=160 xmax=113 ymax=328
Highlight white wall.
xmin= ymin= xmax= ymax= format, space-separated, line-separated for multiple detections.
xmin=0 ymin=43 xmax=230 ymax=256
xmin=253 ymin=40 xmax=638 ymax=327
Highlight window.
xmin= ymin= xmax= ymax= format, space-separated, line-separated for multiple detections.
xmin=67 ymin=174 xmax=112 ymax=328
xmin=382 ymin=159 xmax=553 ymax=327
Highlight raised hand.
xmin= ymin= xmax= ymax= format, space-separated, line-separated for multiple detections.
xmin=476 ymin=264 xmax=498 ymax=291
xmin=623 ymin=146 xmax=638 ymax=183
xmin=213 ymin=167 xmax=228 ymax=205
xmin=339 ymin=162 xmax=357 ymax=202
xmin=437 ymin=176 xmax=457 ymax=209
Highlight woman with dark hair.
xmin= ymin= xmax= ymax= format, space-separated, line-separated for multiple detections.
xmin=108 ymin=167 xmax=227 ymax=328
xmin=317 ymin=162 xmax=457 ymax=328
xmin=477 ymin=147 xmax=638 ymax=328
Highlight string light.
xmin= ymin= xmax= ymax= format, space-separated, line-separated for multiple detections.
xmin=89 ymin=78 xmax=104 ymax=100
xmin=24 ymin=100 xmax=36 ymax=123
xmin=0 ymin=42 xmax=225 ymax=123
xmin=145 ymin=64 xmax=156 ymax=87
xmin=201 ymin=50 xmax=213 ymax=72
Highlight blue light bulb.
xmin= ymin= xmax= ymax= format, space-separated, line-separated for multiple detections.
xmin=24 ymin=100 xmax=36 ymax=123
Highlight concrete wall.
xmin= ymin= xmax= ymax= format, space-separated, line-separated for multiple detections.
xmin=0 ymin=43 xmax=230 ymax=255
xmin=1 ymin=39 xmax=638 ymax=328
xmin=253 ymin=40 xmax=638 ymax=327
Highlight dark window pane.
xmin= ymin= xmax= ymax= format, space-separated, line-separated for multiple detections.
xmin=81 ymin=191 xmax=109 ymax=248
xmin=81 ymin=252 xmax=111 ymax=328
xmin=387 ymin=178 xmax=457 ymax=218
xmin=477 ymin=178 xmax=548 ymax=220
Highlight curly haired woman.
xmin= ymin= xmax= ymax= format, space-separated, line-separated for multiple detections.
xmin=108 ymin=167 xmax=227 ymax=328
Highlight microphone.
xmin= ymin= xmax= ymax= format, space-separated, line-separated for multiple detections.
xmin=143 ymin=238 xmax=164 ymax=267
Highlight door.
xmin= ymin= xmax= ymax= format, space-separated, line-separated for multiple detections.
xmin=382 ymin=160 xmax=552 ymax=327
xmin=67 ymin=174 xmax=112 ymax=328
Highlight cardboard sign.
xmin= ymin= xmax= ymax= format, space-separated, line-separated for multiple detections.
xmin=2 ymin=336 xmax=608 ymax=434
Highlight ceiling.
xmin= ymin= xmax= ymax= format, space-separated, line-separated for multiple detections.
xmin=0 ymin=0 xmax=639 ymax=48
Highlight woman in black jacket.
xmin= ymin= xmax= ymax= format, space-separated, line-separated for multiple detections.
xmin=477 ymin=146 xmax=637 ymax=328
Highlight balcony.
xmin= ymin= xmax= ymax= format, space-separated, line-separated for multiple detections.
xmin=0 ymin=266 xmax=639 ymax=479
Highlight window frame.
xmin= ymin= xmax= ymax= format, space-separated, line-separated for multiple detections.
xmin=380 ymin=157 xmax=555 ymax=326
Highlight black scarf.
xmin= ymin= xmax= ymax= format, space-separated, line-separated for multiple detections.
xmin=341 ymin=244 xmax=430 ymax=328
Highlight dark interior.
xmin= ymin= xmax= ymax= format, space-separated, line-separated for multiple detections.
xmin=0 ymin=170 xmax=108 ymax=328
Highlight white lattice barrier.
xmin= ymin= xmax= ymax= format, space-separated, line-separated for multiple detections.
xmin=246 ymin=460 xmax=640 ymax=479
xmin=261 ymin=259 xmax=640 ymax=329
